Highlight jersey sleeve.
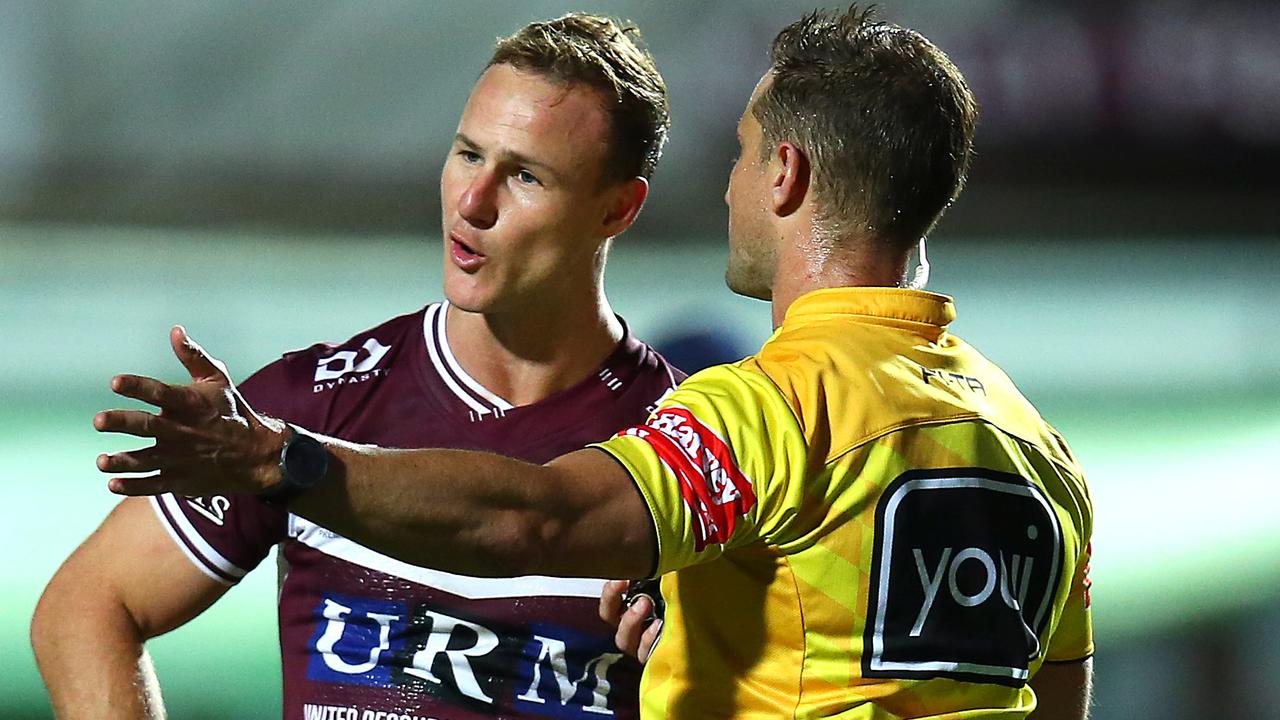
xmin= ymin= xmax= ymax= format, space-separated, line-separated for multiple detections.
xmin=1044 ymin=541 xmax=1094 ymax=661
xmin=148 ymin=360 xmax=294 ymax=585
xmin=148 ymin=491 xmax=287 ymax=585
xmin=591 ymin=363 xmax=808 ymax=576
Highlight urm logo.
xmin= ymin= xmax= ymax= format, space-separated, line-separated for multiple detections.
xmin=305 ymin=594 xmax=627 ymax=717
xmin=307 ymin=594 xmax=405 ymax=688
xmin=515 ymin=624 xmax=624 ymax=718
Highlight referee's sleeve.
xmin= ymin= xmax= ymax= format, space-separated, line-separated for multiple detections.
xmin=591 ymin=364 xmax=808 ymax=576
xmin=1044 ymin=541 xmax=1094 ymax=661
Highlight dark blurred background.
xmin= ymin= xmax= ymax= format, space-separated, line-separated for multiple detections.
xmin=2 ymin=2 xmax=1277 ymax=718
xmin=2 ymin=0 xmax=1277 ymax=236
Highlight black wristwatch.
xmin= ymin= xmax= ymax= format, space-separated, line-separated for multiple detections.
xmin=263 ymin=424 xmax=329 ymax=507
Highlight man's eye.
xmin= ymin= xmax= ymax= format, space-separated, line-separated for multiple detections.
xmin=516 ymin=169 xmax=541 ymax=186
xmin=458 ymin=150 xmax=481 ymax=163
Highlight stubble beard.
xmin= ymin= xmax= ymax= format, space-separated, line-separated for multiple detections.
xmin=724 ymin=240 xmax=774 ymax=301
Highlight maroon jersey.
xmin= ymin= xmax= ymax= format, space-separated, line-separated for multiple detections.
xmin=150 ymin=302 xmax=683 ymax=720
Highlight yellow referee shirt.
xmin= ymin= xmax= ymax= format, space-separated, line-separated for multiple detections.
xmin=594 ymin=287 xmax=1093 ymax=719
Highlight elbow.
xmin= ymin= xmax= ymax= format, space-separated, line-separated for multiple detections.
xmin=30 ymin=580 xmax=77 ymax=669
xmin=31 ymin=571 xmax=143 ymax=669
xmin=464 ymin=510 xmax=570 ymax=577
xmin=523 ymin=514 xmax=579 ymax=576
xmin=471 ymin=509 xmax=644 ymax=578
xmin=29 ymin=590 xmax=55 ymax=663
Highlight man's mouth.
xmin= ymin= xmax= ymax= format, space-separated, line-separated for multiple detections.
xmin=450 ymin=234 xmax=486 ymax=270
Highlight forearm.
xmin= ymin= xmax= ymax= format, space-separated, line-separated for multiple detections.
xmin=32 ymin=592 xmax=165 ymax=719
xmin=287 ymin=442 xmax=654 ymax=579
xmin=292 ymin=443 xmax=574 ymax=576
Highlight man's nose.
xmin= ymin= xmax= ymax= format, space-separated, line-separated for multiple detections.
xmin=458 ymin=171 xmax=499 ymax=229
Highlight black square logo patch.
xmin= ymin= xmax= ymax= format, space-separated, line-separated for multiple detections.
xmin=863 ymin=468 xmax=1064 ymax=687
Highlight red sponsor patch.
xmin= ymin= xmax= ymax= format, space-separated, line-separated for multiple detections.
xmin=617 ymin=407 xmax=757 ymax=551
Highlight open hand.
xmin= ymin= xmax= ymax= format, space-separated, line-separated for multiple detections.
xmin=95 ymin=326 xmax=286 ymax=497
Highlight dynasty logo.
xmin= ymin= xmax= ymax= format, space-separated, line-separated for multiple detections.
xmin=314 ymin=338 xmax=392 ymax=393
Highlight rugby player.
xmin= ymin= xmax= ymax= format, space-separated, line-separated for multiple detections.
xmin=90 ymin=7 xmax=1094 ymax=719
xmin=33 ymin=13 xmax=681 ymax=719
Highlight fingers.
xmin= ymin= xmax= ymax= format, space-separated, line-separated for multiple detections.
xmin=637 ymin=615 xmax=663 ymax=664
xmin=107 ymin=473 xmax=180 ymax=497
xmin=97 ymin=447 xmax=168 ymax=474
xmin=602 ymin=578 xmax=663 ymax=663
xmin=94 ymin=409 xmax=185 ymax=440
xmin=99 ymin=450 xmax=237 ymax=497
xmin=626 ymin=594 xmax=656 ymax=625
xmin=109 ymin=375 xmax=205 ymax=415
xmin=599 ymin=579 xmax=629 ymax=625
xmin=613 ymin=594 xmax=662 ymax=661
xmin=170 ymin=325 xmax=231 ymax=383
xmin=614 ymin=594 xmax=661 ymax=662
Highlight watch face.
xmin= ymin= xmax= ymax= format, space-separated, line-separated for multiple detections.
xmin=284 ymin=433 xmax=329 ymax=489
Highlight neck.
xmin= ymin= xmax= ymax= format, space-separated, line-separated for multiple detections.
xmin=444 ymin=289 xmax=623 ymax=407
xmin=769 ymin=220 xmax=910 ymax=328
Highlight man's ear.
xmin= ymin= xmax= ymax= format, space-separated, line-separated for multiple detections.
xmin=602 ymin=177 xmax=650 ymax=237
xmin=771 ymin=142 xmax=810 ymax=217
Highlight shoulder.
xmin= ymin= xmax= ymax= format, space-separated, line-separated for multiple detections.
xmin=616 ymin=317 xmax=689 ymax=388
xmin=660 ymin=360 xmax=797 ymax=435
xmin=634 ymin=339 xmax=688 ymax=387
xmin=607 ymin=324 xmax=689 ymax=417
xmin=240 ymin=306 xmax=431 ymax=419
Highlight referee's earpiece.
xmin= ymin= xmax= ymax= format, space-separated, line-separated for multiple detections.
xmin=906 ymin=238 xmax=930 ymax=290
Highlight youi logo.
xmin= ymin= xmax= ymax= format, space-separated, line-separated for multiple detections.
xmin=864 ymin=468 xmax=1065 ymax=687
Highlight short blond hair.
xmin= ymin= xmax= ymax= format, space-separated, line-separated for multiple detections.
xmin=490 ymin=13 xmax=670 ymax=181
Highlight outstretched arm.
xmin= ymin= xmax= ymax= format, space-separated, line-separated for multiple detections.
xmin=294 ymin=442 xmax=655 ymax=578
xmin=95 ymin=327 xmax=657 ymax=580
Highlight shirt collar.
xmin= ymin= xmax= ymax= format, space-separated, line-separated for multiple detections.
xmin=781 ymin=287 xmax=957 ymax=340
